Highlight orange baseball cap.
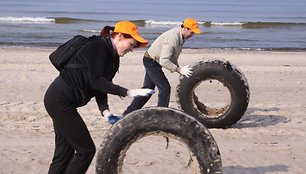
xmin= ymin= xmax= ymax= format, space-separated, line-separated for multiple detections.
xmin=183 ymin=18 xmax=202 ymax=34
xmin=114 ymin=21 xmax=148 ymax=47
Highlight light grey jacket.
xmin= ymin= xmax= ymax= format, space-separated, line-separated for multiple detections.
xmin=147 ymin=27 xmax=185 ymax=72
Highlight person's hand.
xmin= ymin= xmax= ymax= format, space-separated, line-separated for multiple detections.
xmin=102 ymin=110 xmax=123 ymax=125
xmin=127 ymin=88 xmax=155 ymax=97
xmin=180 ymin=65 xmax=193 ymax=78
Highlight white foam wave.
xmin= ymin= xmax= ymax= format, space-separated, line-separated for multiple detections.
xmin=0 ymin=17 xmax=55 ymax=24
xmin=80 ymin=29 xmax=100 ymax=33
xmin=145 ymin=20 xmax=205 ymax=25
xmin=210 ymin=22 xmax=244 ymax=26
xmin=145 ymin=20 xmax=181 ymax=25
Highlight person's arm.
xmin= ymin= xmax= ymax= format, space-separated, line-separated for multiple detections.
xmin=86 ymin=41 xmax=128 ymax=97
xmin=95 ymin=93 xmax=108 ymax=113
xmin=87 ymin=41 xmax=155 ymax=113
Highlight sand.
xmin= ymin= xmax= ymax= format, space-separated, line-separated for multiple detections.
xmin=0 ymin=47 xmax=306 ymax=174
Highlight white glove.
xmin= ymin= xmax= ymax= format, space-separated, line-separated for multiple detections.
xmin=127 ymin=88 xmax=155 ymax=97
xmin=102 ymin=110 xmax=122 ymax=125
xmin=180 ymin=65 xmax=193 ymax=78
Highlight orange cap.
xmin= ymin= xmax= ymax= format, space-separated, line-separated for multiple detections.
xmin=183 ymin=18 xmax=202 ymax=34
xmin=114 ymin=21 xmax=148 ymax=47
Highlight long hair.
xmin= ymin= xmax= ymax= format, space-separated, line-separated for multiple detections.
xmin=100 ymin=25 xmax=140 ymax=48
xmin=100 ymin=26 xmax=115 ymax=37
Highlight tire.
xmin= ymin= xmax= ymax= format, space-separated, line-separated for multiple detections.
xmin=96 ymin=107 xmax=222 ymax=174
xmin=176 ymin=59 xmax=250 ymax=128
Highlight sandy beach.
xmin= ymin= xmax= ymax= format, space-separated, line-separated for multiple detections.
xmin=0 ymin=47 xmax=306 ymax=174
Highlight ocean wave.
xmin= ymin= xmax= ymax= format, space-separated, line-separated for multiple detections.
xmin=207 ymin=21 xmax=306 ymax=28
xmin=210 ymin=22 xmax=244 ymax=26
xmin=2 ymin=17 xmax=305 ymax=29
xmin=0 ymin=17 xmax=55 ymax=24
xmin=53 ymin=17 xmax=101 ymax=24
xmin=0 ymin=16 xmax=102 ymax=24
xmin=144 ymin=20 xmax=306 ymax=29
xmin=144 ymin=20 xmax=247 ymax=26
xmin=145 ymin=20 xmax=182 ymax=25
xmin=242 ymin=22 xmax=306 ymax=28
xmin=80 ymin=29 xmax=100 ymax=33
xmin=145 ymin=20 xmax=206 ymax=26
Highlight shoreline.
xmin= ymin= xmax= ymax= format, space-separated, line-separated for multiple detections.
xmin=1 ymin=45 xmax=306 ymax=53
xmin=0 ymin=46 xmax=306 ymax=52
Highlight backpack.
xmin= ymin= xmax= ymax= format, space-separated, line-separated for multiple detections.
xmin=49 ymin=35 xmax=99 ymax=71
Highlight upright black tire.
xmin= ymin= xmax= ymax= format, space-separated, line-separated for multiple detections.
xmin=96 ymin=107 xmax=222 ymax=174
xmin=176 ymin=59 xmax=250 ymax=128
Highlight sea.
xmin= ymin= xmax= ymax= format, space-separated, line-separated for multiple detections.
xmin=0 ymin=0 xmax=306 ymax=50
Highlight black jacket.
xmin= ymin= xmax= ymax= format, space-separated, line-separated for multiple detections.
xmin=60 ymin=36 xmax=128 ymax=111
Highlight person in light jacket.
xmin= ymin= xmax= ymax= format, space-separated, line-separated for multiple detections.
xmin=123 ymin=18 xmax=202 ymax=116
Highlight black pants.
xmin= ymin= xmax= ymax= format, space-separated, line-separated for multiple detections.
xmin=44 ymin=76 xmax=96 ymax=174
xmin=123 ymin=56 xmax=171 ymax=115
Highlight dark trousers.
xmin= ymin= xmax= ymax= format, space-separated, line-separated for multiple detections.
xmin=44 ymin=76 xmax=96 ymax=174
xmin=123 ymin=56 xmax=171 ymax=115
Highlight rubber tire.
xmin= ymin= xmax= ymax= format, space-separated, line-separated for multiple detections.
xmin=176 ymin=59 xmax=250 ymax=128
xmin=96 ymin=107 xmax=222 ymax=174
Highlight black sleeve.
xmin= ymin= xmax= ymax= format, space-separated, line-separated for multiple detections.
xmin=86 ymin=41 xmax=128 ymax=97
xmin=95 ymin=93 xmax=108 ymax=113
